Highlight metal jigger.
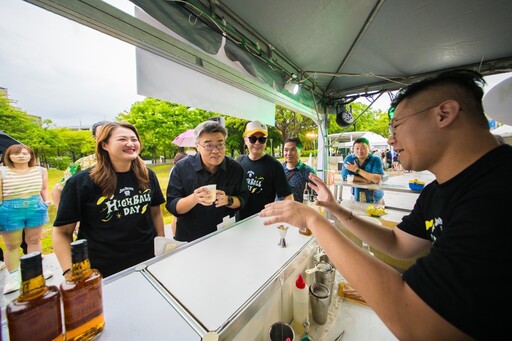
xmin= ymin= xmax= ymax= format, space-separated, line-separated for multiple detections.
xmin=277 ymin=225 xmax=288 ymax=248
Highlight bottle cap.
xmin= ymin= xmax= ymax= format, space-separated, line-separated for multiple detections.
xmin=20 ymin=252 xmax=43 ymax=281
xmin=71 ymin=239 xmax=89 ymax=263
xmin=296 ymin=274 xmax=306 ymax=289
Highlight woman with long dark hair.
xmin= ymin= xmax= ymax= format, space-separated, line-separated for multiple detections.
xmin=53 ymin=122 xmax=165 ymax=278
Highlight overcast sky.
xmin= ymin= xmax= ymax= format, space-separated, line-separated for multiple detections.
xmin=1 ymin=0 xmax=511 ymax=128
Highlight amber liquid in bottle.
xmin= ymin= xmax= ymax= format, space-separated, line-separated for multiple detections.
xmin=6 ymin=252 xmax=64 ymax=341
xmin=60 ymin=239 xmax=105 ymax=341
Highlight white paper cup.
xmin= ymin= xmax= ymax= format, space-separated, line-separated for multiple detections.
xmin=204 ymin=184 xmax=217 ymax=203
xmin=347 ymin=175 xmax=355 ymax=183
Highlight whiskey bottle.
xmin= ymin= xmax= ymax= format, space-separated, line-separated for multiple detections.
xmin=6 ymin=252 xmax=64 ymax=341
xmin=60 ymin=239 xmax=105 ymax=340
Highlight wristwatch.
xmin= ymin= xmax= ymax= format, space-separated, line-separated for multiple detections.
xmin=227 ymin=196 xmax=234 ymax=207
xmin=355 ymin=168 xmax=360 ymax=174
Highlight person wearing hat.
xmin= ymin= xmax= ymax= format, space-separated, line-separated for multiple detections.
xmin=236 ymin=121 xmax=293 ymax=221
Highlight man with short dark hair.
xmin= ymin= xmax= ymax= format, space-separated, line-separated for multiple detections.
xmin=261 ymin=69 xmax=512 ymax=339
xmin=166 ymin=121 xmax=249 ymax=242
xmin=236 ymin=121 xmax=292 ymax=221
xmin=282 ymin=137 xmax=316 ymax=202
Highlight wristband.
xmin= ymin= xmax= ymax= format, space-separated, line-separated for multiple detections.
xmin=355 ymin=168 xmax=360 ymax=174
xmin=62 ymin=268 xmax=71 ymax=276
xmin=345 ymin=211 xmax=354 ymax=221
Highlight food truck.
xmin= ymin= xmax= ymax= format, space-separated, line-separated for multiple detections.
xmin=2 ymin=0 xmax=512 ymax=339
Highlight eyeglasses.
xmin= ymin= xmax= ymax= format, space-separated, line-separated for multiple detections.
xmin=198 ymin=142 xmax=226 ymax=152
xmin=388 ymin=104 xmax=439 ymax=138
xmin=247 ymin=136 xmax=267 ymax=144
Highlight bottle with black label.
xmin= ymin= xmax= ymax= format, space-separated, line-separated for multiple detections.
xmin=60 ymin=239 xmax=105 ymax=340
xmin=6 ymin=252 xmax=64 ymax=341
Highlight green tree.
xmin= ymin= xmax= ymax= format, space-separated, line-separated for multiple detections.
xmin=117 ymin=98 xmax=212 ymax=161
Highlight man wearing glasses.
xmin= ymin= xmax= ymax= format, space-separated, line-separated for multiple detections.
xmin=236 ymin=121 xmax=293 ymax=221
xmin=260 ymin=69 xmax=512 ymax=339
xmin=166 ymin=121 xmax=249 ymax=242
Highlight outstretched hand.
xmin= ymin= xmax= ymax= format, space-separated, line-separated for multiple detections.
xmin=259 ymin=200 xmax=320 ymax=230
xmin=307 ymin=173 xmax=337 ymax=211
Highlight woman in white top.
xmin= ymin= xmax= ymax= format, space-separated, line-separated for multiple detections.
xmin=0 ymin=144 xmax=52 ymax=294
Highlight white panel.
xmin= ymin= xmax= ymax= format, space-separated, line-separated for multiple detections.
xmin=147 ymin=215 xmax=312 ymax=331
xmin=136 ymin=48 xmax=275 ymax=125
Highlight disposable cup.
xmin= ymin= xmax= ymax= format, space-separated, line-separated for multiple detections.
xmin=347 ymin=175 xmax=355 ymax=183
xmin=204 ymin=184 xmax=217 ymax=203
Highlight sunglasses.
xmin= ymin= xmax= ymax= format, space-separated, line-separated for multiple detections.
xmin=247 ymin=136 xmax=267 ymax=144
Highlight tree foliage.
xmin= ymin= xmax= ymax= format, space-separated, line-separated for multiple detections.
xmin=2 ymin=91 xmax=390 ymax=168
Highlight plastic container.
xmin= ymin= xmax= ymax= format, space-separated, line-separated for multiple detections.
xmin=291 ymin=274 xmax=309 ymax=336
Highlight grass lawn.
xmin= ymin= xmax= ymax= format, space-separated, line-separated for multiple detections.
xmin=0 ymin=163 xmax=174 ymax=255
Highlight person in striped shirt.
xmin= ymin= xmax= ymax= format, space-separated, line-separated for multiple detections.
xmin=0 ymin=144 xmax=52 ymax=294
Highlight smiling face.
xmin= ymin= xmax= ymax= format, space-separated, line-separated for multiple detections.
xmin=245 ymin=133 xmax=267 ymax=160
xmin=101 ymin=126 xmax=140 ymax=165
xmin=353 ymin=142 xmax=369 ymax=161
xmin=388 ymin=95 xmax=441 ymax=171
xmin=196 ymin=132 xmax=226 ymax=172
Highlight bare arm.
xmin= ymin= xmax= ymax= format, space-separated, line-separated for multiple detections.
xmin=40 ymin=167 xmax=50 ymax=203
xmin=260 ymin=203 xmax=471 ymax=340
xmin=51 ymin=186 xmax=62 ymax=210
xmin=150 ymin=205 xmax=165 ymax=237
xmin=283 ymin=194 xmax=294 ymax=201
xmin=308 ymin=173 xmax=430 ymax=259
xmin=52 ymin=223 xmax=77 ymax=278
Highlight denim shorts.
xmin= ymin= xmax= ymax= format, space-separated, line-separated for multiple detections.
xmin=0 ymin=195 xmax=49 ymax=232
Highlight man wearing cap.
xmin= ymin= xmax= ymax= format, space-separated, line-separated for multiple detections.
xmin=236 ymin=121 xmax=293 ymax=221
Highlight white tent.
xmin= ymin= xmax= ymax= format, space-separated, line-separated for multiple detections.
xmin=329 ymin=131 xmax=389 ymax=150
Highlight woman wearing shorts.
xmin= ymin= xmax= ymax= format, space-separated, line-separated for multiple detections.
xmin=0 ymin=144 xmax=52 ymax=294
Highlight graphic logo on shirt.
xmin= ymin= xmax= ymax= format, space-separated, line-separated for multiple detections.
xmin=425 ymin=217 xmax=443 ymax=243
xmin=97 ymin=188 xmax=152 ymax=221
xmin=119 ymin=186 xmax=135 ymax=196
xmin=246 ymin=170 xmax=264 ymax=194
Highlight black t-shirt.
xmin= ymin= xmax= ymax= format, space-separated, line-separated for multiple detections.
xmin=236 ymin=154 xmax=292 ymax=220
xmin=166 ymin=154 xmax=249 ymax=242
xmin=54 ymin=168 xmax=165 ymax=278
xmin=398 ymin=145 xmax=512 ymax=339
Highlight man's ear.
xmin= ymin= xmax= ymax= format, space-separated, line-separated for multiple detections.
xmin=437 ymin=100 xmax=461 ymax=127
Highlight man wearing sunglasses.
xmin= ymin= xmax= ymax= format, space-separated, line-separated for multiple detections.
xmin=260 ymin=69 xmax=512 ymax=339
xmin=236 ymin=121 xmax=293 ymax=221
xmin=166 ymin=121 xmax=249 ymax=242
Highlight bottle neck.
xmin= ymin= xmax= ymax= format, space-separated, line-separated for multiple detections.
xmin=19 ymin=275 xmax=47 ymax=300
xmin=71 ymin=258 xmax=93 ymax=279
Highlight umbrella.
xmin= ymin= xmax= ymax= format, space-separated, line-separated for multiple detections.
xmin=0 ymin=131 xmax=21 ymax=156
xmin=172 ymin=129 xmax=196 ymax=147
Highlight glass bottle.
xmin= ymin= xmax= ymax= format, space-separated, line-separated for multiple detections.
xmin=60 ymin=239 xmax=105 ymax=341
xmin=301 ymin=184 xmax=313 ymax=235
xmin=6 ymin=252 xmax=64 ymax=341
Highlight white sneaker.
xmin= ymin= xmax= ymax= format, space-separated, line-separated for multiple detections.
xmin=3 ymin=270 xmax=21 ymax=295
xmin=43 ymin=270 xmax=53 ymax=280
xmin=0 ymin=261 xmax=5 ymax=271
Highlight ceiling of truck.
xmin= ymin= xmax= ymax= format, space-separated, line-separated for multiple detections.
xmin=132 ymin=0 xmax=512 ymax=106
xmin=25 ymin=0 xmax=512 ymax=117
